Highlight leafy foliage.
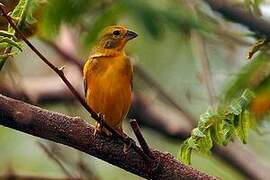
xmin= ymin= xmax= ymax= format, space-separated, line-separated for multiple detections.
xmin=39 ymin=0 xmax=210 ymax=47
xmin=179 ymin=89 xmax=255 ymax=165
xmin=83 ymin=0 xmax=210 ymax=46
xmin=41 ymin=0 xmax=99 ymax=38
xmin=0 ymin=0 xmax=40 ymax=70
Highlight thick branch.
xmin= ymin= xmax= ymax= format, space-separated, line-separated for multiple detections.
xmin=0 ymin=94 xmax=216 ymax=180
xmin=203 ymin=0 xmax=270 ymax=39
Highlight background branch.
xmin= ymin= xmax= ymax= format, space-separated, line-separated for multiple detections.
xmin=37 ymin=142 xmax=76 ymax=179
xmin=203 ymin=0 xmax=270 ymax=39
xmin=0 ymin=94 xmax=216 ymax=180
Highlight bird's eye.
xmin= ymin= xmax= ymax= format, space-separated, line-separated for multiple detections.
xmin=113 ymin=30 xmax=121 ymax=36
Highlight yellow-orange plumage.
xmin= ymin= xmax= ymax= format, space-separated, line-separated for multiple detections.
xmin=83 ymin=25 xmax=137 ymax=135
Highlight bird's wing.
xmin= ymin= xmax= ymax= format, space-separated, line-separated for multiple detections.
xmin=83 ymin=58 xmax=94 ymax=98
xmin=83 ymin=77 xmax=87 ymax=98
xmin=125 ymin=56 xmax=133 ymax=90
xmin=131 ymin=65 xmax=133 ymax=90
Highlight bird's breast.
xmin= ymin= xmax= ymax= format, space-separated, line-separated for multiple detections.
xmin=86 ymin=55 xmax=132 ymax=128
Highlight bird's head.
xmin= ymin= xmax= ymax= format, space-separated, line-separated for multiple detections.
xmin=96 ymin=25 xmax=137 ymax=52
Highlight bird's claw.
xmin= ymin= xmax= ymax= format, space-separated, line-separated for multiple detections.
xmin=94 ymin=123 xmax=101 ymax=136
xmin=94 ymin=113 xmax=112 ymax=136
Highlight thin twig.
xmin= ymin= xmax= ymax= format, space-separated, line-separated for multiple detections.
xmin=0 ymin=3 xmax=148 ymax=160
xmin=130 ymin=119 xmax=153 ymax=158
xmin=191 ymin=34 xmax=216 ymax=105
xmin=187 ymin=1 xmax=216 ymax=106
xmin=37 ymin=142 xmax=75 ymax=179
xmin=42 ymin=38 xmax=83 ymax=68
xmin=77 ymin=156 xmax=99 ymax=180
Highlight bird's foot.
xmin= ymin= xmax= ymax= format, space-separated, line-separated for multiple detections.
xmin=94 ymin=122 xmax=102 ymax=136
xmin=94 ymin=113 xmax=112 ymax=136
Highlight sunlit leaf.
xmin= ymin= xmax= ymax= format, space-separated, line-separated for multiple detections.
xmin=179 ymin=89 xmax=255 ymax=164
xmin=42 ymin=0 xmax=97 ymax=37
xmin=197 ymin=130 xmax=212 ymax=155
xmin=0 ymin=37 xmax=22 ymax=51
xmin=192 ymin=128 xmax=205 ymax=138
xmin=178 ymin=140 xmax=192 ymax=165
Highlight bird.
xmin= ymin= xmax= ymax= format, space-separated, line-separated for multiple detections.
xmin=83 ymin=25 xmax=137 ymax=136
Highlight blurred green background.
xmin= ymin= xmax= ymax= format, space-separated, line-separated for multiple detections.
xmin=0 ymin=0 xmax=270 ymax=179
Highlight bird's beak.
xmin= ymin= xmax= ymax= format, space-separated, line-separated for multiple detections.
xmin=125 ymin=30 xmax=138 ymax=41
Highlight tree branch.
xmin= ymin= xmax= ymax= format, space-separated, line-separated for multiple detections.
xmin=0 ymin=94 xmax=217 ymax=180
xmin=203 ymin=0 xmax=270 ymax=39
xmin=129 ymin=119 xmax=152 ymax=158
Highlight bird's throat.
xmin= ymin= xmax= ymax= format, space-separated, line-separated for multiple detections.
xmin=90 ymin=47 xmax=124 ymax=58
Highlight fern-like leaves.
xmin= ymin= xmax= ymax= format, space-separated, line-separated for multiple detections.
xmin=178 ymin=89 xmax=255 ymax=164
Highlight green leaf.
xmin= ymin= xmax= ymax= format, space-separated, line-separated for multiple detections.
xmin=0 ymin=0 xmax=41 ymax=70
xmin=228 ymin=99 xmax=242 ymax=115
xmin=198 ymin=109 xmax=215 ymax=129
xmin=236 ymin=111 xmax=250 ymax=144
xmin=192 ymin=128 xmax=205 ymax=138
xmin=0 ymin=30 xmax=18 ymax=39
xmin=187 ymin=137 xmax=198 ymax=150
xmin=210 ymin=121 xmax=225 ymax=146
xmin=42 ymin=0 xmax=97 ymax=38
xmin=178 ymin=140 xmax=192 ymax=165
xmin=197 ymin=130 xmax=213 ymax=155
xmin=8 ymin=0 xmax=31 ymax=34
xmin=239 ymin=89 xmax=255 ymax=108
xmin=0 ymin=37 xmax=22 ymax=51
xmin=228 ymin=89 xmax=255 ymax=115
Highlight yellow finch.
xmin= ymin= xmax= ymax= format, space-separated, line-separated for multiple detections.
xmin=83 ymin=25 xmax=137 ymax=135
